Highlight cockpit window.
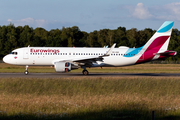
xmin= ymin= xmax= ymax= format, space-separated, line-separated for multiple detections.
xmin=10 ymin=52 xmax=18 ymax=55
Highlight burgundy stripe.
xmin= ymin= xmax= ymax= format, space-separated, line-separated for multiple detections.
xmin=136 ymin=36 xmax=170 ymax=64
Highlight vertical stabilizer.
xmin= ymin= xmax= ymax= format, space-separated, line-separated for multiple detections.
xmin=144 ymin=21 xmax=174 ymax=51
xmin=136 ymin=21 xmax=174 ymax=63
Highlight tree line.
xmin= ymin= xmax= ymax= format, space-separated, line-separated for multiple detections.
xmin=0 ymin=23 xmax=180 ymax=61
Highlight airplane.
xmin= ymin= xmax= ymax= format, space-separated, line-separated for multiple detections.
xmin=3 ymin=21 xmax=177 ymax=75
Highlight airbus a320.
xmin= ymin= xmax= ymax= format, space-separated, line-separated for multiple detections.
xmin=3 ymin=21 xmax=177 ymax=75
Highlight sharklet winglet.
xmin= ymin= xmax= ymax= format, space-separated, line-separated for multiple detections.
xmin=104 ymin=43 xmax=116 ymax=56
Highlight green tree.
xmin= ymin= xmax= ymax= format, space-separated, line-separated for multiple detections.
xmin=126 ymin=28 xmax=138 ymax=47
xmin=0 ymin=26 xmax=7 ymax=58
xmin=4 ymin=24 xmax=17 ymax=53
xmin=18 ymin=25 xmax=33 ymax=47
xmin=115 ymin=27 xmax=127 ymax=47
xmin=86 ymin=31 xmax=98 ymax=47
xmin=32 ymin=28 xmax=47 ymax=46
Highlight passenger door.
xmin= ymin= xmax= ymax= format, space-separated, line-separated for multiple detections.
xmin=23 ymin=48 xmax=29 ymax=59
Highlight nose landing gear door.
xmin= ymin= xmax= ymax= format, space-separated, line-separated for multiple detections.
xmin=23 ymin=48 xmax=29 ymax=59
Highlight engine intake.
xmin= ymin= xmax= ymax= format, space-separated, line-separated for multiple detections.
xmin=54 ymin=62 xmax=71 ymax=72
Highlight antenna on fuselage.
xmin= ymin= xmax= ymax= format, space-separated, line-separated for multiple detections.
xmin=28 ymin=45 xmax=30 ymax=47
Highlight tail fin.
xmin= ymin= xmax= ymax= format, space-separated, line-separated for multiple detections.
xmin=144 ymin=21 xmax=174 ymax=52
xmin=136 ymin=21 xmax=174 ymax=63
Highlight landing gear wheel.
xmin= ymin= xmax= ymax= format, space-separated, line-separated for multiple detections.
xmin=82 ymin=70 xmax=89 ymax=75
xmin=24 ymin=70 xmax=29 ymax=75
xmin=24 ymin=65 xmax=29 ymax=75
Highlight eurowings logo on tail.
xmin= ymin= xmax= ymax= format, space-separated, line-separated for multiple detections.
xmin=121 ymin=21 xmax=175 ymax=64
xmin=136 ymin=21 xmax=175 ymax=63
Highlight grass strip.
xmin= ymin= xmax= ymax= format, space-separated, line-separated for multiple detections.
xmin=0 ymin=77 xmax=180 ymax=119
xmin=1 ymin=63 xmax=180 ymax=73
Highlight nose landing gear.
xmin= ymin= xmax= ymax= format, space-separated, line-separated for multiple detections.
xmin=24 ymin=65 xmax=29 ymax=75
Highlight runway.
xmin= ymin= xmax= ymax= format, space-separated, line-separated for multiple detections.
xmin=0 ymin=72 xmax=180 ymax=78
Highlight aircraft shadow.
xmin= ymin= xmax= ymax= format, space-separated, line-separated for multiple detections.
xmin=0 ymin=107 xmax=179 ymax=120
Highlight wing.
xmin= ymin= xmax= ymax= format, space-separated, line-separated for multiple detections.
xmin=52 ymin=43 xmax=116 ymax=67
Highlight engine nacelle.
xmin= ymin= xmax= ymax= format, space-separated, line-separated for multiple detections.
xmin=54 ymin=62 xmax=71 ymax=72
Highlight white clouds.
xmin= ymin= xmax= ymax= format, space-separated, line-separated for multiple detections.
xmin=20 ymin=18 xmax=34 ymax=23
xmin=164 ymin=2 xmax=180 ymax=20
xmin=166 ymin=2 xmax=180 ymax=15
xmin=5 ymin=2 xmax=180 ymax=32
xmin=126 ymin=2 xmax=180 ymax=21
xmin=7 ymin=19 xmax=12 ymax=22
xmin=132 ymin=3 xmax=152 ymax=19
xmin=5 ymin=17 xmax=84 ymax=31
xmin=7 ymin=18 xmax=47 ymax=28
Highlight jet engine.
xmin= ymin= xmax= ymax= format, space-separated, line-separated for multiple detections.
xmin=54 ymin=62 xmax=71 ymax=72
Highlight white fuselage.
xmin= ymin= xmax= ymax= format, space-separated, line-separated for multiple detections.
xmin=3 ymin=47 xmax=144 ymax=67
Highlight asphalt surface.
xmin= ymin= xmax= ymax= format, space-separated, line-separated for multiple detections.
xmin=0 ymin=72 xmax=180 ymax=78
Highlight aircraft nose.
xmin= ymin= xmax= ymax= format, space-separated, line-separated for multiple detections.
xmin=3 ymin=55 xmax=18 ymax=65
xmin=3 ymin=55 xmax=12 ymax=64
xmin=3 ymin=55 xmax=8 ymax=63
xmin=3 ymin=56 xmax=7 ymax=63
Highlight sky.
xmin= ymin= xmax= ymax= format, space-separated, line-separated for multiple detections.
xmin=1 ymin=0 xmax=180 ymax=32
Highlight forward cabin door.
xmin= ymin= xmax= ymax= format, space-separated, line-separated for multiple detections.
xmin=23 ymin=48 xmax=29 ymax=59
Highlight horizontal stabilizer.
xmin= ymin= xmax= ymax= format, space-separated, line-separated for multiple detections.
xmin=156 ymin=50 xmax=177 ymax=56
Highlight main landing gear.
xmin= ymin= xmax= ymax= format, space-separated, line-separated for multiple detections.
xmin=24 ymin=65 xmax=29 ymax=75
xmin=82 ymin=66 xmax=89 ymax=75
xmin=82 ymin=70 xmax=89 ymax=75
